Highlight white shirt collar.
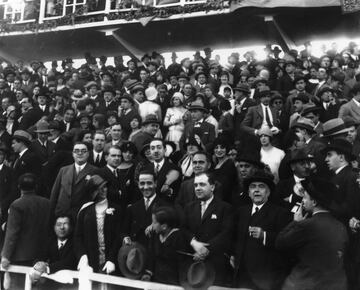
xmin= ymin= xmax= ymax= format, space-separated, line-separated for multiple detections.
xmin=0 ymin=163 xmax=3 ymax=171
xmin=144 ymin=194 xmax=156 ymax=207
xmin=153 ymin=159 xmax=165 ymax=171
xmin=53 ymin=136 xmax=60 ymax=144
xmin=251 ymin=203 xmax=265 ymax=215
xmin=75 ymin=163 xmax=86 ymax=172
xmin=353 ymin=98 xmax=360 ymax=107
xmin=201 ymin=195 xmax=214 ymax=210
xmin=294 ymin=175 xmax=305 ymax=183
xmin=19 ymin=148 xmax=28 ymax=158
xmin=106 ymin=164 xmax=117 ymax=173
xmin=57 ymin=239 xmax=67 ymax=249
xmin=335 ymin=164 xmax=347 ymax=175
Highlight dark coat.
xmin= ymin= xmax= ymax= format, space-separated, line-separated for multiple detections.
xmin=276 ymin=73 xmax=295 ymax=97
xmin=180 ymin=121 xmax=216 ymax=152
xmin=1 ymin=194 xmax=50 ymax=264
xmin=234 ymin=98 xmax=257 ymax=141
xmin=118 ymin=109 xmax=139 ymax=140
xmin=182 ymin=197 xmax=234 ymax=285
xmin=276 ymin=212 xmax=348 ymax=290
xmin=46 ymin=237 xmax=77 ymax=273
xmin=275 ymin=176 xmax=303 ymax=211
xmin=0 ymin=164 xmax=12 ymax=223
xmin=74 ymin=202 xmax=122 ymax=272
xmin=18 ymin=107 xmax=42 ymax=130
xmin=88 ymin=151 xmax=107 ymax=168
xmin=233 ymin=203 xmax=292 ymax=290
xmin=30 ymin=139 xmax=56 ymax=165
xmin=0 ymin=130 xmax=12 ymax=149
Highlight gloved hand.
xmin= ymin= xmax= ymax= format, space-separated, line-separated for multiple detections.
xmin=77 ymin=255 xmax=89 ymax=271
xmin=102 ymin=261 xmax=115 ymax=274
xmin=33 ymin=261 xmax=48 ymax=274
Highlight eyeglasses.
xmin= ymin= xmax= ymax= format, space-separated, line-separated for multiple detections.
xmin=73 ymin=149 xmax=88 ymax=154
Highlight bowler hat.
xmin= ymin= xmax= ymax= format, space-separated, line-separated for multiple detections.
xmin=321 ymin=138 xmax=355 ymax=160
xmin=288 ymin=148 xmax=314 ymax=164
xmin=119 ymin=93 xmax=135 ymax=105
xmin=142 ymin=114 xmax=160 ymax=126
xmin=292 ymin=117 xmax=316 ymax=134
xmin=118 ymin=243 xmax=147 ymax=279
xmin=244 ymin=169 xmax=275 ymax=193
xmin=13 ymin=130 xmax=32 ymax=145
xmin=180 ymin=260 xmax=215 ymax=290
xmin=301 ymin=177 xmax=337 ymax=209
xmin=233 ymin=83 xmax=250 ymax=94
xmin=322 ymin=118 xmax=350 ymax=137
xmin=34 ymin=120 xmax=51 ymax=133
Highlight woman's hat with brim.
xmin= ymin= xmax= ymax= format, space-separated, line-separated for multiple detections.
xmin=118 ymin=242 xmax=147 ymax=279
xmin=180 ymin=260 xmax=215 ymax=290
xmin=86 ymin=174 xmax=108 ymax=194
xmin=243 ymin=169 xmax=275 ymax=193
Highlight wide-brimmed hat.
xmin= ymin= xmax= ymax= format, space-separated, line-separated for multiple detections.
xmin=119 ymin=93 xmax=135 ymax=105
xmin=86 ymin=174 xmax=107 ymax=194
xmin=301 ymin=104 xmax=321 ymax=116
xmin=292 ymin=117 xmax=316 ymax=134
xmin=301 ymin=177 xmax=338 ymax=209
xmin=322 ymin=118 xmax=350 ymax=137
xmin=145 ymin=87 xmax=158 ymax=101
xmin=34 ymin=120 xmax=51 ymax=133
xmin=321 ymin=138 xmax=356 ymax=160
xmin=84 ymin=81 xmax=100 ymax=90
xmin=180 ymin=260 xmax=215 ymax=290
xmin=49 ymin=120 xmax=66 ymax=132
xmin=118 ymin=243 xmax=147 ymax=279
xmin=244 ymin=169 xmax=275 ymax=192
xmin=142 ymin=114 xmax=160 ymax=126
xmin=188 ymin=100 xmax=209 ymax=113
xmin=13 ymin=130 xmax=32 ymax=145
xmin=288 ymin=148 xmax=314 ymax=164
xmin=233 ymin=83 xmax=250 ymax=94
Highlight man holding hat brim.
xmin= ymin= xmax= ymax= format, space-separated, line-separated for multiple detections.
xmin=241 ymin=86 xmax=281 ymax=137
xmin=276 ymin=177 xmax=348 ymax=290
xmin=232 ymin=169 xmax=292 ymax=290
xmin=74 ymin=174 xmax=122 ymax=275
xmin=180 ymin=100 xmax=216 ymax=152
xmin=338 ymin=82 xmax=360 ymax=124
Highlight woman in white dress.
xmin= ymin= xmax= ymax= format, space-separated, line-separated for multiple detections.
xmin=163 ymin=92 xmax=187 ymax=150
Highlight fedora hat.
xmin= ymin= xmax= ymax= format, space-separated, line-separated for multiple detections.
xmin=84 ymin=81 xmax=99 ymax=90
xmin=301 ymin=104 xmax=321 ymax=116
xmin=49 ymin=120 xmax=65 ymax=132
xmin=258 ymin=86 xmax=271 ymax=98
xmin=34 ymin=120 xmax=51 ymax=133
xmin=188 ymin=100 xmax=209 ymax=113
xmin=233 ymin=83 xmax=250 ymax=94
xmin=13 ymin=130 xmax=32 ymax=145
xmin=118 ymin=243 xmax=147 ymax=279
xmin=301 ymin=177 xmax=338 ymax=209
xmin=292 ymin=117 xmax=316 ymax=134
xmin=177 ymin=72 xmax=190 ymax=81
xmin=180 ymin=260 xmax=215 ymax=290
xmin=244 ymin=169 xmax=275 ymax=193
xmin=288 ymin=148 xmax=314 ymax=164
xmin=119 ymin=93 xmax=135 ymax=105
xmin=321 ymin=138 xmax=356 ymax=160
xmin=142 ymin=114 xmax=160 ymax=126
xmin=318 ymin=85 xmax=334 ymax=96
xmin=236 ymin=150 xmax=263 ymax=168
xmin=322 ymin=118 xmax=350 ymax=137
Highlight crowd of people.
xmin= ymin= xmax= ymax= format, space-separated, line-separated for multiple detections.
xmin=0 ymin=42 xmax=360 ymax=289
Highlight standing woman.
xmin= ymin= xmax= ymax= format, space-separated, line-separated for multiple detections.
xmin=74 ymin=175 xmax=122 ymax=275
xmin=163 ymin=92 xmax=187 ymax=150
xmin=212 ymin=136 xmax=237 ymax=203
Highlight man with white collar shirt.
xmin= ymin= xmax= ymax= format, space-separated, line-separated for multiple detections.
xmin=233 ymin=170 xmax=291 ymax=290
xmin=89 ymin=131 xmax=106 ymax=168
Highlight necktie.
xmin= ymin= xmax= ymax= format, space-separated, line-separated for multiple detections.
xmin=95 ymin=154 xmax=100 ymax=164
xmin=265 ymin=106 xmax=273 ymax=127
xmin=201 ymin=201 xmax=206 ymax=218
xmin=255 ymin=206 xmax=259 ymax=213
xmin=155 ymin=163 xmax=160 ymax=175
xmin=113 ymin=169 xmax=118 ymax=178
xmin=145 ymin=198 xmax=150 ymax=210
xmin=76 ymin=166 xmax=81 ymax=176
xmin=59 ymin=242 xmax=64 ymax=250
xmin=13 ymin=157 xmax=19 ymax=169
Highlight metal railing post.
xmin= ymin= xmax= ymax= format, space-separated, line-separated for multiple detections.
xmin=38 ymin=0 xmax=47 ymax=24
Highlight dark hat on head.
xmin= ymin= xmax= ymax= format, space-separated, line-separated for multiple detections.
xmin=288 ymin=148 xmax=314 ymax=164
xmin=49 ymin=120 xmax=65 ymax=132
xmin=270 ymin=92 xmax=284 ymax=104
xmin=301 ymin=104 xmax=321 ymax=116
xmin=18 ymin=173 xmax=37 ymax=191
xmin=188 ymin=100 xmax=209 ymax=113
xmin=301 ymin=177 xmax=337 ymax=209
xmin=343 ymin=117 xmax=360 ymax=128
xmin=292 ymin=117 xmax=316 ymax=134
xmin=233 ymin=83 xmax=250 ymax=94
xmin=3 ymin=69 xmax=15 ymax=78
xmin=293 ymin=92 xmax=309 ymax=104
xmin=86 ymin=174 xmax=107 ymax=194
xmin=293 ymin=74 xmax=306 ymax=85
xmin=244 ymin=169 xmax=275 ymax=192
xmin=142 ymin=114 xmax=160 ymax=126
xmin=13 ymin=130 xmax=32 ymax=145
xmin=120 ymin=141 xmax=138 ymax=155
xmin=322 ymin=118 xmax=350 ymax=137
xmin=318 ymin=85 xmax=334 ymax=96
xmin=321 ymin=138 xmax=356 ymax=160
xmin=84 ymin=81 xmax=100 ymax=90
xmin=253 ymin=78 xmax=268 ymax=87
xmin=180 ymin=260 xmax=215 ymax=290
xmin=258 ymin=86 xmax=271 ymax=98
xmin=119 ymin=93 xmax=135 ymax=105
xmin=34 ymin=119 xmax=51 ymax=133
xmin=118 ymin=243 xmax=147 ymax=279
xmin=128 ymin=81 xmax=144 ymax=93
xmin=177 ymin=72 xmax=190 ymax=81
xmin=236 ymin=149 xmax=263 ymax=168
xmin=102 ymin=86 xmax=116 ymax=95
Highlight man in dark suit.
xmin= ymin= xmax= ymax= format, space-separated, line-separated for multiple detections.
xmin=338 ymin=82 xmax=360 ymax=123
xmin=122 ymin=170 xmax=168 ymax=249
xmin=276 ymin=178 xmax=348 ymax=290
xmin=18 ymin=96 xmax=42 ymax=130
xmin=317 ymin=86 xmax=341 ymax=123
xmin=147 ymin=138 xmax=181 ymax=203
xmin=89 ymin=131 xmax=106 ymax=168
xmin=118 ymin=94 xmax=139 ymax=140
xmin=50 ymin=142 xmax=97 ymax=220
xmin=1 ymin=173 xmax=50 ymax=268
xmin=97 ymin=87 xmax=119 ymax=115
xmin=74 ymin=175 xmax=122 ymax=274
xmin=30 ymin=120 xmax=56 ymax=165
xmin=0 ymin=117 xmax=11 ymax=149
xmin=276 ymin=60 xmax=296 ymax=97
xmin=176 ymin=151 xmax=222 ymax=209
xmin=233 ymin=83 xmax=256 ymax=143
xmin=180 ymin=101 xmax=216 ymax=152
xmin=35 ymin=90 xmax=51 ymax=117
xmin=233 ymin=170 xmax=292 ymax=290
xmin=241 ymin=87 xmax=280 ymax=137
xmin=0 ymin=143 xmax=12 ymax=226
xmin=182 ymin=172 xmax=233 ymax=286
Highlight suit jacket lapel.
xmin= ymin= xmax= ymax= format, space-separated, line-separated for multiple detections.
xmin=256 ymin=105 xmax=263 ymax=118
xmin=201 ymin=198 xmax=216 ymax=222
xmin=76 ymin=163 xmax=91 ymax=184
xmin=250 ymin=203 xmax=269 ymax=225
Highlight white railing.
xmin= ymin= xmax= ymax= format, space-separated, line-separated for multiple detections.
xmin=1 ymin=264 xmax=185 ymax=290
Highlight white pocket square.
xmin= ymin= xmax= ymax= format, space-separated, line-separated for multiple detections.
xmin=211 ymin=214 xmax=217 ymax=219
